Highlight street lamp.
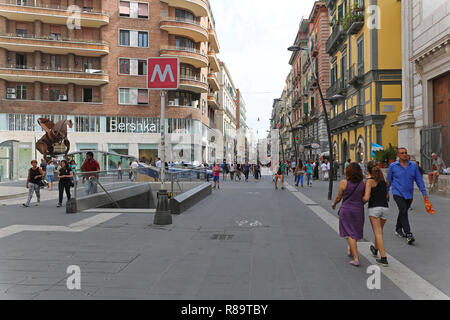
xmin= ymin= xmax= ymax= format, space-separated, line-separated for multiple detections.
xmin=288 ymin=45 xmax=334 ymax=200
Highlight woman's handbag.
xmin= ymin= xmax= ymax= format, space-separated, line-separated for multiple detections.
xmin=338 ymin=182 xmax=361 ymax=216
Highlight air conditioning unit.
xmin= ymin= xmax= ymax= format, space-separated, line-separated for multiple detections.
xmin=168 ymin=101 xmax=175 ymax=106
xmin=59 ymin=95 xmax=68 ymax=101
xmin=6 ymin=93 xmax=16 ymax=99
xmin=7 ymin=88 xmax=16 ymax=94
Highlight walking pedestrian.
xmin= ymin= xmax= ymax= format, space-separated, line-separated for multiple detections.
xmin=387 ymin=147 xmax=429 ymax=245
xmin=321 ymin=160 xmax=329 ymax=181
xmin=117 ymin=162 xmax=123 ymax=180
xmin=23 ymin=160 xmax=44 ymax=207
xmin=363 ymin=161 xmax=389 ymax=267
xmin=229 ymin=162 xmax=235 ymax=181
xmin=243 ymin=160 xmax=250 ymax=182
xmin=313 ymin=159 xmax=320 ymax=180
xmin=131 ymin=159 xmax=139 ymax=182
xmin=332 ymin=163 xmax=366 ymax=267
xmin=274 ymin=161 xmax=284 ymax=190
xmin=46 ymin=160 xmax=56 ymax=191
xmin=221 ymin=159 xmax=228 ymax=181
xmin=213 ymin=163 xmax=220 ymax=189
xmin=81 ymin=151 xmax=100 ymax=195
xmin=294 ymin=162 xmax=304 ymax=187
xmin=40 ymin=158 xmax=47 ymax=175
xmin=57 ymin=160 xmax=73 ymax=207
xmin=69 ymin=160 xmax=77 ymax=184
xmin=305 ymin=160 xmax=314 ymax=187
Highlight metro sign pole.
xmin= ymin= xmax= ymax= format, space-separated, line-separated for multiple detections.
xmin=148 ymin=57 xmax=180 ymax=225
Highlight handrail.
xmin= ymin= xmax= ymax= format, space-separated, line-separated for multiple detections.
xmin=160 ymin=16 xmax=208 ymax=30
xmin=89 ymin=176 xmax=120 ymax=208
xmin=0 ymin=64 xmax=107 ymax=75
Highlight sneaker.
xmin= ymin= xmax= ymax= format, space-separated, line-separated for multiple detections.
xmin=376 ymin=257 xmax=389 ymax=267
xmin=22 ymin=203 xmax=29 ymax=207
xmin=57 ymin=203 xmax=62 ymax=207
xmin=370 ymin=245 xmax=379 ymax=257
xmin=275 ymin=186 xmax=278 ymax=190
xmin=395 ymin=229 xmax=407 ymax=238
xmin=406 ymin=234 xmax=415 ymax=245
xmin=281 ymin=186 xmax=285 ymax=190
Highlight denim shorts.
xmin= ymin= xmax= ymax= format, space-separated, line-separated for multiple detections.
xmin=47 ymin=175 xmax=54 ymax=183
xmin=213 ymin=176 xmax=219 ymax=182
xmin=368 ymin=207 xmax=389 ymax=220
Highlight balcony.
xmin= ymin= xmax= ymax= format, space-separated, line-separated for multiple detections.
xmin=207 ymin=92 xmax=219 ymax=110
xmin=160 ymin=0 xmax=208 ymax=17
xmin=343 ymin=9 xmax=365 ymax=35
xmin=160 ymin=45 xmax=208 ymax=68
xmin=0 ymin=65 xmax=109 ymax=85
xmin=0 ymin=1 xmax=109 ymax=28
xmin=160 ymin=16 xmax=208 ymax=43
xmin=311 ymin=42 xmax=318 ymax=57
xmin=208 ymin=72 xmax=219 ymax=92
xmin=329 ymin=105 xmax=364 ymax=131
xmin=179 ymin=74 xmax=208 ymax=93
xmin=0 ymin=33 xmax=109 ymax=57
xmin=326 ymin=77 xmax=347 ymax=99
xmin=208 ymin=50 xmax=219 ymax=72
xmin=348 ymin=63 xmax=364 ymax=86
xmin=208 ymin=28 xmax=220 ymax=53
xmin=326 ymin=24 xmax=346 ymax=55
xmin=326 ymin=0 xmax=336 ymax=10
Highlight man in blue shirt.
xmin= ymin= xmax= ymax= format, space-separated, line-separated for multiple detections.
xmin=387 ymin=147 xmax=428 ymax=245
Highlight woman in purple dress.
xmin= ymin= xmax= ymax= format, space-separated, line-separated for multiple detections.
xmin=332 ymin=163 xmax=365 ymax=267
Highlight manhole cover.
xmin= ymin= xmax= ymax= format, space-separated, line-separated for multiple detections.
xmin=210 ymin=234 xmax=234 ymax=240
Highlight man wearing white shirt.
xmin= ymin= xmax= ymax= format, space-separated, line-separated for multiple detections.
xmin=156 ymin=158 xmax=162 ymax=168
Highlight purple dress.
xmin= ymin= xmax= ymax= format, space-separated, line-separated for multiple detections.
xmin=339 ymin=180 xmax=365 ymax=240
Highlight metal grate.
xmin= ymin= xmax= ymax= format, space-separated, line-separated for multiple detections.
xmin=210 ymin=234 xmax=234 ymax=240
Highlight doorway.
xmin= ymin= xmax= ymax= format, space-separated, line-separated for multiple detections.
xmin=432 ymin=72 xmax=449 ymax=166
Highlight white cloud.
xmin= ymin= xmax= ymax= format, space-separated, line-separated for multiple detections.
xmin=210 ymin=0 xmax=315 ymax=138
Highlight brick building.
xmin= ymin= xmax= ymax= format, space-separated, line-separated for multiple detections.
xmin=0 ymin=0 xmax=222 ymax=180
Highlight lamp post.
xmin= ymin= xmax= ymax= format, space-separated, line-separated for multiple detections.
xmin=288 ymin=45 xmax=335 ymax=200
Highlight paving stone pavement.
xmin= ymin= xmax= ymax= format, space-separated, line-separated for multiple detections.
xmin=0 ymin=170 xmax=448 ymax=300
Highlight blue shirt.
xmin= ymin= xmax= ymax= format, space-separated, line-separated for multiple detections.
xmin=305 ymin=164 xmax=314 ymax=174
xmin=46 ymin=164 xmax=55 ymax=176
xmin=387 ymin=161 xmax=427 ymax=199
xmin=243 ymin=164 xmax=250 ymax=172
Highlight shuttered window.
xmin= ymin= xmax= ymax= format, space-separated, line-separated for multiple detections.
xmin=119 ymin=1 xmax=130 ymax=17
xmin=138 ymin=3 xmax=148 ymax=18
xmin=138 ymin=89 xmax=148 ymax=104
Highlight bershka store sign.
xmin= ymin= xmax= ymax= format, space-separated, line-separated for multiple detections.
xmin=109 ymin=119 xmax=158 ymax=133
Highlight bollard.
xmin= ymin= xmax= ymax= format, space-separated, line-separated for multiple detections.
xmin=153 ymin=189 xmax=172 ymax=225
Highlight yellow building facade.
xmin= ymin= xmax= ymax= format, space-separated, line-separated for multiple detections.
xmin=325 ymin=0 xmax=402 ymax=166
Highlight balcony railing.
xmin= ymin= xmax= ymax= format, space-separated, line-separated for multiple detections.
xmin=343 ymin=6 xmax=365 ymax=35
xmin=0 ymin=32 xmax=108 ymax=45
xmin=348 ymin=63 xmax=364 ymax=86
xmin=326 ymin=76 xmax=347 ymax=98
xmin=160 ymin=45 xmax=207 ymax=57
xmin=0 ymin=64 xmax=105 ymax=74
xmin=329 ymin=105 xmax=364 ymax=131
xmin=0 ymin=0 xmax=107 ymax=15
xmin=326 ymin=24 xmax=346 ymax=54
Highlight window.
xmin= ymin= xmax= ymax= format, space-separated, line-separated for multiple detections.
xmin=138 ymin=89 xmax=148 ymax=104
xmin=83 ymin=88 xmax=93 ymax=102
xmin=82 ymin=58 xmax=93 ymax=71
xmin=175 ymin=9 xmax=195 ymax=22
xmin=168 ymin=91 xmax=200 ymax=107
xmin=138 ymin=60 xmax=147 ymax=75
xmin=50 ymin=55 xmax=61 ymax=71
xmin=138 ymin=31 xmax=148 ymax=47
xmin=338 ymin=3 xmax=343 ymax=22
xmin=341 ymin=52 xmax=347 ymax=85
xmin=50 ymin=25 xmax=61 ymax=39
xmin=119 ymin=58 xmax=130 ymax=74
xmin=83 ymin=0 xmax=93 ymax=11
xmin=180 ymin=63 xmax=199 ymax=79
xmin=357 ymin=36 xmax=364 ymax=75
xmin=119 ymin=88 xmax=130 ymax=104
xmin=16 ymin=22 xmax=27 ymax=36
xmin=16 ymin=54 xmax=26 ymax=69
xmin=119 ymin=1 xmax=130 ymax=17
xmin=16 ymin=85 xmax=27 ymax=100
xmin=49 ymin=88 xmax=61 ymax=101
xmin=120 ymin=30 xmax=130 ymax=46
xmin=138 ymin=3 xmax=148 ymax=18
xmin=176 ymin=37 xmax=194 ymax=49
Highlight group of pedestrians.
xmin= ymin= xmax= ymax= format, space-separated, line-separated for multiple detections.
xmin=23 ymin=151 xmax=102 ymax=208
xmin=211 ymin=160 xmax=262 ymax=189
xmin=332 ymin=147 xmax=431 ymax=267
xmin=273 ymin=159 xmax=322 ymax=190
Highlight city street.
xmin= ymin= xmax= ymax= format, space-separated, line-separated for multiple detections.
xmin=0 ymin=169 xmax=449 ymax=300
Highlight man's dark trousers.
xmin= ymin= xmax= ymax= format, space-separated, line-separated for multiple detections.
xmin=393 ymin=195 xmax=413 ymax=235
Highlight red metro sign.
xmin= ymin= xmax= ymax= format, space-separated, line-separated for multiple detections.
xmin=147 ymin=57 xmax=179 ymax=90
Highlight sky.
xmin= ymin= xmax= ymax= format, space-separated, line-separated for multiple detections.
xmin=209 ymin=0 xmax=316 ymax=139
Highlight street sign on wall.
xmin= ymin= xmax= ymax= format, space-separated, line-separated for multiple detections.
xmin=147 ymin=57 xmax=180 ymax=90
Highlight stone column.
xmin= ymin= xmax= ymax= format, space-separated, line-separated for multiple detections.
xmin=395 ymin=0 xmax=416 ymax=153
xmin=34 ymin=51 xmax=41 ymax=70
xmin=68 ymin=53 xmax=75 ymax=71
xmin=34 ymin=20 xmax=42 ymax=37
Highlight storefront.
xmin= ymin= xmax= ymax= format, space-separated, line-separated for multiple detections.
xmin=0 ymin=140 xmax=31 ymax=181
xmin=138 ymin=144 xmax=158 ymax=164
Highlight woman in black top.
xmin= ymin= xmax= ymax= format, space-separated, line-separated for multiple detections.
xmin=57 ymin=160 xmax=73 ymax=207
xmin=363 ymin=161 xmax=389 ymax=267
xmin=23 ymin=160 xmax=44 ymax=207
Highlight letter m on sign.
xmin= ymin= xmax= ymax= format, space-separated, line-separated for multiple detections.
xmin=147 ymin=57 xmax=179 ymax=90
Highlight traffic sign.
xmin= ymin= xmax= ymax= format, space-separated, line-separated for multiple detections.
xmin=147 ymin=57 xmax=179 ymax=90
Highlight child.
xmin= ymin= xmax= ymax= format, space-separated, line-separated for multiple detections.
xmin=213 ymin=163 xmax=221 ymax=189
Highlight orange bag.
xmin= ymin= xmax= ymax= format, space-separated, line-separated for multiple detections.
xmin=424 ymin=198 xmax=435 ymax=215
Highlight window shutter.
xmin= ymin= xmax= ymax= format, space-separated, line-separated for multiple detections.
xmin=50 ymin=25 xmax=61 ymax=34
xmin=119 ymin=1 xmax=130 ymax=15
xmin=83 ymin=0 xmax=93 ymax=7
xmin=138 ymin=3 xmax=148 ymax=17
xmin=16 ymin=22 xmax=27 ymax=30
xmin=138 ymin=90 xmax=148 ymax=104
